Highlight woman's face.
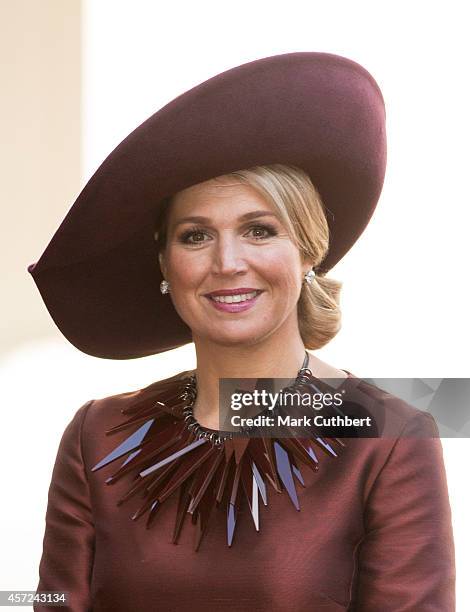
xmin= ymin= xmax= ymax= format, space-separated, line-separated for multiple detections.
xmin=159 ymin=177 xmax=312 ymax=348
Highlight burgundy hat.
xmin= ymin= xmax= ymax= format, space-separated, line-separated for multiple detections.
xmin=27 ymin=51 xmax=386 ymax=359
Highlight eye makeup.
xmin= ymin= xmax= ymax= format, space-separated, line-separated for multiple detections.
xmin=177 ymin=222 xmax=279 ymax=246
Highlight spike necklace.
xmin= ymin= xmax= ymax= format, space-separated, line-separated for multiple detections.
xmin=91 ymin=352 xmax=346 ymax=551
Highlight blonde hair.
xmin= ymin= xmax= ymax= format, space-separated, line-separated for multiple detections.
xmin=154 ymin=164 xmax=342 ymax=349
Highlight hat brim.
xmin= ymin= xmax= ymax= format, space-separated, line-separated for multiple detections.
xmin=28 ymin=51 xmax=386 ymax=359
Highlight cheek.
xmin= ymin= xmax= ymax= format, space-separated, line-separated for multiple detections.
xmin=172 ymin=266 xmax=194 ymax=290
xmin=166 ymin=250 xmax=202 ymax=291
xmin=261 ymin=250 xmax=302 ymax=293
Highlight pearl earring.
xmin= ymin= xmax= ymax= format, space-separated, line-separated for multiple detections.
xmin=303 ymin=269 xmax=316 ymax=285
xmin=160 ymin=280 xmax=170 ymax=294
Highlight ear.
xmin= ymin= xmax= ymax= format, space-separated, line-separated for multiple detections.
xmin=301 ymin=255 xmax=315 ymax=277
xmin=158 ymin=252 xmax=167 ymax=278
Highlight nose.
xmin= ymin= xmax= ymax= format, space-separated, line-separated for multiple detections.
xmin=211 ymin=232 xmax=248 ymax=276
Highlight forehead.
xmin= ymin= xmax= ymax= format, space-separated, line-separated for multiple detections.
xmin=168 ymin=178 xmax=273 ymax=219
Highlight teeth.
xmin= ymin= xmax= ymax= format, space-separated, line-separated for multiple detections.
xmin=211 ymin=291 xmax=258 ymax=303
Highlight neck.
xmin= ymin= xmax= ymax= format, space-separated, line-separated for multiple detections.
xmin=191 ymin=324 xmax=308 ymax=429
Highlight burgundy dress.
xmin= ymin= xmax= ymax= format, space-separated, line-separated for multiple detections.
xmin=34 ymin=370 xmax=455 ymax=611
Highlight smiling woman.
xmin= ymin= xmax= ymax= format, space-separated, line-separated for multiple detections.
xmin=154 ymin=164 xmax=342 ymax=354
xmin=27 ymin=52 xmax=454 ymax=611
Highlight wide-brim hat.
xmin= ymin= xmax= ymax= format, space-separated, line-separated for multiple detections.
xmin=27 ymin=51 xmax=386 ymax=359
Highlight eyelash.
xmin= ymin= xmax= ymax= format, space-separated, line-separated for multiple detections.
xmin=178 ymin=223 xmax=279 ymax=245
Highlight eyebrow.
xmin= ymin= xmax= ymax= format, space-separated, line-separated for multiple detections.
xmin=172 ymin=210 xmax=279 ymax=228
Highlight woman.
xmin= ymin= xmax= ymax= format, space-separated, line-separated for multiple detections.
xmin=28 ymin=53 xmax=455 ymax=611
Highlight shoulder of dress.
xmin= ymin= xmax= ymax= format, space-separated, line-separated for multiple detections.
xmin=351 ymin=376 xmax=434 ymax=436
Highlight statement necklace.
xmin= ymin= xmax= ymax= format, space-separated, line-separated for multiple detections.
xmin=92 ymin=353 xmax=345 ymax=551
xmin=182 ymin=351 xmax=310 ymax=446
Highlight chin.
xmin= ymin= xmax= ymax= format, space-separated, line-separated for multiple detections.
xmin=201 ymin=327 xmax=268 ymax=347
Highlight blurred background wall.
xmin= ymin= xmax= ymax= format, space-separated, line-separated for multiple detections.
xmin=1 ymin=0 xmax=82 ymax=356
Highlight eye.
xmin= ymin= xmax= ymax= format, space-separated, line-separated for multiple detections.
xmin=178 ymin=222 xmax=278 ymax=246
xmin=245 ymin=224 xmax=278 ymax=240
xmin=179 ymin=226 xmax=211 ymax=245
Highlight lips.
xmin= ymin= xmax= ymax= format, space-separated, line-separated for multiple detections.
xmin=204 ymin=288 xmax=261 ymax=297
xmin=204 ymin=290 xmax=263 ymax=312
xmin=211 ymin=291 xmax=259 ymax=304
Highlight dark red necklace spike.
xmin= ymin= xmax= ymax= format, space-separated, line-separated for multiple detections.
xmin=92 ymin=359 xmax=345 ymax=550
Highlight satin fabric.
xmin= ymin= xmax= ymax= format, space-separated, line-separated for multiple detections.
xmin=34 ymin=373 xmax=455 ymax=611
